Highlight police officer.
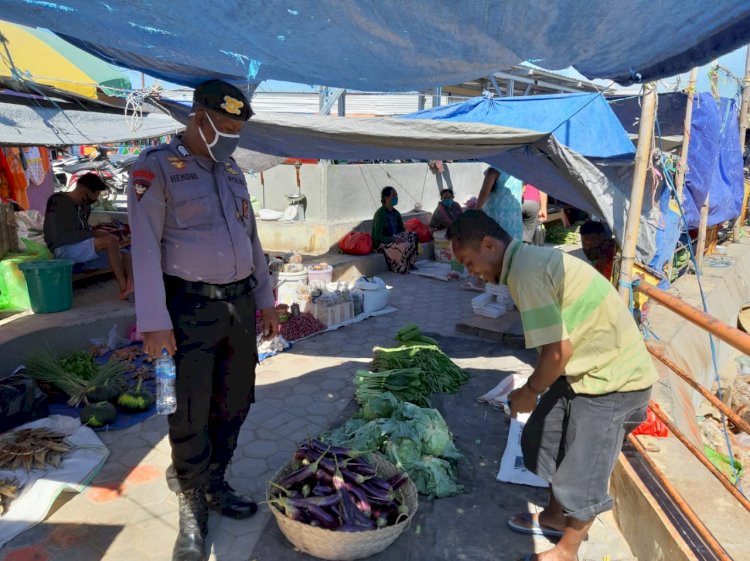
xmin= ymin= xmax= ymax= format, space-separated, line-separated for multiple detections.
xmin=127 ymin=80 xmax=279 ymax=561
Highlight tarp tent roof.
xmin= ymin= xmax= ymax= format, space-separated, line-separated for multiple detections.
xmin=1 ymin=1 xmax=749 ymax=89
xmin=401 ymin=94 xmax=635 ymax=160
xmin=0 ymin=94 xmax=183 ymax=146
xmin=161 ymin=100 xmax=654 ymax=263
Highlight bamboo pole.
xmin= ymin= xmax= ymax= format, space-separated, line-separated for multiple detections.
xmin=619 ymin=83 xmax=658 ymax=303
xmin=675 ymin=68 xmax=698 ymax=199
xmin=735 ymin=46 xmax=750 ymax=241
xmin=647 ymin=402 xmax=750 ymax=511
xmin=696 ymin=193 xmax=710 ymax=271
xmin=665 ymin=69 xmax=699 ymax=281
xmin=635 ymin=281 xmax=750 ymax=355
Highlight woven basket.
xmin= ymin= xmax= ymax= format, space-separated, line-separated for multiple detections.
xmin=268 ymin=454 xmax=418 ymax=561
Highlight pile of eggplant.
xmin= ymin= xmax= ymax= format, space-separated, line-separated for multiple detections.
xmin=269 ymin=439 xmax=411 ymax=531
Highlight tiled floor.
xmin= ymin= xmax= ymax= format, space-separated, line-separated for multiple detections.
xmin=0 ymin=270 xmax=633 ymax=561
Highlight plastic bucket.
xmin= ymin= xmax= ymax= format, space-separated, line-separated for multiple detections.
xmin=307 ymin=264 xmax=333 ymax=287
xmin=18 ymin=259 xmax=74 ymax=313
xmin=276 ymin=267 xmax=308 ymax=306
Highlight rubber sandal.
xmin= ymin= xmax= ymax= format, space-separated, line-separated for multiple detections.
xmin=507 ymin=512 xmax=564 ymax=538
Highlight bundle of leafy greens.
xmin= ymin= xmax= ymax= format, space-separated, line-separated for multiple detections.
xmin=323 ymin=395 xmax=463 ymax=498
xmin=371 ymin=345 xmax=468 ymax=394
xmin=354 ymin=368 xmax=430 ymax=407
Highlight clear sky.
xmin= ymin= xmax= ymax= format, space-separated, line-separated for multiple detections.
xmin=124 ymin=46 xmax=748 ymax=99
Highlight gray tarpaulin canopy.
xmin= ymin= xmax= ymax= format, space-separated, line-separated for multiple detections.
xmin=1 ymin=1 xmax=749 ymax=89
xmin=162 ymin=102 xmax=654 ymax=261
xmin=0 ymin=99 xmax=183 ymax=146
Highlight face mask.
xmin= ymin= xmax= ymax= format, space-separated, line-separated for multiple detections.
xmin=442 ymin=199 xmax=453 ymax=208
xmin=198 ymin=112 xmax=241 ymax=162
xmin=390 ymin=196 xmax=398 ymax=206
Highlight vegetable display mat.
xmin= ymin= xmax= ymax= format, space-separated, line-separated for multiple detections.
xmin=0 ymin=415 xmax=109 ymax=548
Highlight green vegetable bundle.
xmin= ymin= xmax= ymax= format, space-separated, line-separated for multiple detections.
xmin=354 ymin=368 xmax=430 ymax=408
xmin=372 ymin=345 xmax=468 ymax=394
xmin=396 ymin=323 xmax=440 ymax=347
xmin=544 ymin=222 xmax=582 ymax=246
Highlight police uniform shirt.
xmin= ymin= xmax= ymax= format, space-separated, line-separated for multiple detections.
xmin=127 ymin=136 xmax=275 ymax=333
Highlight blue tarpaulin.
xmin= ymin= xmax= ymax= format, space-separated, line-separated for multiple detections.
xmin=1 ymin=1 xmax=750 ymax=90
xmin=402 ymin=94 xmax=635 ymax=160
xmin=683 ymin=95 xmax=745 ymax=228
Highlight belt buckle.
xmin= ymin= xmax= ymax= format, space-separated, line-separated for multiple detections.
xmin=212 ymin=286 xmax=225 ymax=300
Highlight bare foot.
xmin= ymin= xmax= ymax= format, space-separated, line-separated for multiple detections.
xmin=535 ymin=545 xmax=578 ymax=561
xmin=119 ymin=287 xmax=134 ymax=301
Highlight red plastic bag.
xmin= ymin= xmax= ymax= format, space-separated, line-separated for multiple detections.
xmin=339 ymin=232 xmax=373 ymax=255
xmin=405 ymin=218 xmax=432 ymax=243
xmin=631 ymin=406 xmax=668 ymax=438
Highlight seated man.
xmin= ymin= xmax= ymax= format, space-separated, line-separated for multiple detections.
xmin=580 ymin=220 xmax=617 ymax=281
xmin=43 ymin=173 xmax=133 ymax=299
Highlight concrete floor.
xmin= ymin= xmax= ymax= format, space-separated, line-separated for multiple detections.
xmin=0 ymin=260 xmax=635 ymax=561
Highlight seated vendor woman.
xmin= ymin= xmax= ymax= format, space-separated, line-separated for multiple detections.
xmin=371 ymin=186 xmax=419 ymax=274
xmin=43 ymin=173 xmax=134 ymax=299
xmin=429 ymin=188 xmax=463 ymax=234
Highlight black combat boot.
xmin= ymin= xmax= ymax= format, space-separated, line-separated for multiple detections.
xmin=172 ymin=488 xmax=208 ymax=561
xmin=205 ymin=463 xmax=258 ymax=519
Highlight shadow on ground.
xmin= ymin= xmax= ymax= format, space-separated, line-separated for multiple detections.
xmin=250 ymin=335 xmax=552 ymax=561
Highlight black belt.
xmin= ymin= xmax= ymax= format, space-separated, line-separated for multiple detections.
xmin=165 ymin=274 xmax=257 ymax=301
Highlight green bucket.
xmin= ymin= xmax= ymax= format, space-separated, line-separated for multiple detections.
xmin=18 ymin=259 xmax=74 ymax=314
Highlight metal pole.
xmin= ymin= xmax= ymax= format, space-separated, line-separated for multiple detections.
xmin=628 ymin=435 xmax=734 ymax=561
xmin=647 ymin=402 xmax=750 ymax=511
xmin=635 ymin=281 xmax=750 ymax=355
xmin=675 ymin=68 xmax=698 ymax=198
xmin=696 ymin=193 xmax=710 ymax=271
xmin=618 ymin=83 xmax=657 ymax=303
xmin=337 ymin=90 xmax=346 ymax=117
xmin=432 ymin=86 xmax=442 ymax=108
xmin=646 ymin=344 xmax=750 ymax=435
xmin=734 ymin=46 xmax=750 ymax=241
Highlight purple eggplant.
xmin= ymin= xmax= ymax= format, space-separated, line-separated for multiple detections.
xmin=313 ymin=484 xmax=335 ymax=496
xmin=269 ymin=497 xmax=307 ymax=522
xmin=341 ymin=467 xmax=373 ymax=486
xmin=316 ymin=469 xmax=333 ymax=484
xmin=388 ymin=471 xmax=410 ymax=490
xmin=306 ymin=504 xmax=339 ymax=529
xmin=276 ymin=465 xmax=315 ymax=489
xmin=309 ymin=438 xmax=356 ymax=458
xmin=286 ymin=493 xmax=341 ymax=508
xmin=338 ymin=488 xmax=376 ymax=529
xmin=345 ymin=482 xmax=372 ymax=517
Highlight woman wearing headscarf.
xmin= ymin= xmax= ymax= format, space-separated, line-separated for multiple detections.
xmin=371 ymin=186 xmax=418 ymax=273
xmin=429 ymin=188 xmax=463 ymax=235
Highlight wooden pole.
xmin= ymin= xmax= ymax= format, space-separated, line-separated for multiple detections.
xmin=674 ymin=68 xmax=698 ymax=198
xmin=618 ymin=83 xmax=657 ymax=303
xmin=665 ymin=69 xmax=698 ymax=281
xmin=735 ymin=46 xmax=750 ymax=241
xmin=696 ymin=192 xmax=710 ymax=271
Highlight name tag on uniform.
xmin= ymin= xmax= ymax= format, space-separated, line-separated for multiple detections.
xmin=169 ymin=172 xmax=200 ymax=183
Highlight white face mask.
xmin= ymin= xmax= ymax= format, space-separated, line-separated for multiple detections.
xmin=197 ymin=112 xmax=241 ymax=162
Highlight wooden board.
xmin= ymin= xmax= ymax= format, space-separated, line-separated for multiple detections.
xmin=455 ymin=310 xmax=525 ymax=344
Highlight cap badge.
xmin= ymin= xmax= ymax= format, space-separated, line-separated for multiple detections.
xmin=221 ymin=95 xmax=244 ymax=116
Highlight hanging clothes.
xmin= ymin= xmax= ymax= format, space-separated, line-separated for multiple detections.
xmin=2 ymin=148 xmax=30 ymax=209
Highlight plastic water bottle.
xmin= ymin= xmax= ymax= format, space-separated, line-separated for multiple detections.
xmin=155 ymin=351 xmax=177 ymax=415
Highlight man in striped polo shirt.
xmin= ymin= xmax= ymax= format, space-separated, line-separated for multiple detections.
xmin=451 ymin=210 xmax=656 ymax=561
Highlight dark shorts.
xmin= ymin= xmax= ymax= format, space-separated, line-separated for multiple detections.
xmin=521 ymin=377 xmax=651 ymax=521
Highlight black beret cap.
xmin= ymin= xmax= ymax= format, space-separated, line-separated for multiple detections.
xmin=192 ymin=79 xmax=254 ymax=121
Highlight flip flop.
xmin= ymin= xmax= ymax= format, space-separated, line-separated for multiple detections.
xmin=507 ymin=512 xmax=564 ymax=538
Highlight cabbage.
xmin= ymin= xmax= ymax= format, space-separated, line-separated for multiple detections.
xmin=410 ymin=455 xmax=464 ymax=499
xmin=360 ymin=392 xmax=400 ymax=421
xmin=385 ymin=436 xmax=422 ymax=469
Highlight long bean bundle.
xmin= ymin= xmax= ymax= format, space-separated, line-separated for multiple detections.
xmin=371 ymin=345 xmax=468 ymax=394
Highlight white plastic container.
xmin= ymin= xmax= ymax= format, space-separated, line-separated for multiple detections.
xmin=307 ymin=264 xmax=333 ymax=286
xmin=276 ymin=266 xmax=308 ymax=306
